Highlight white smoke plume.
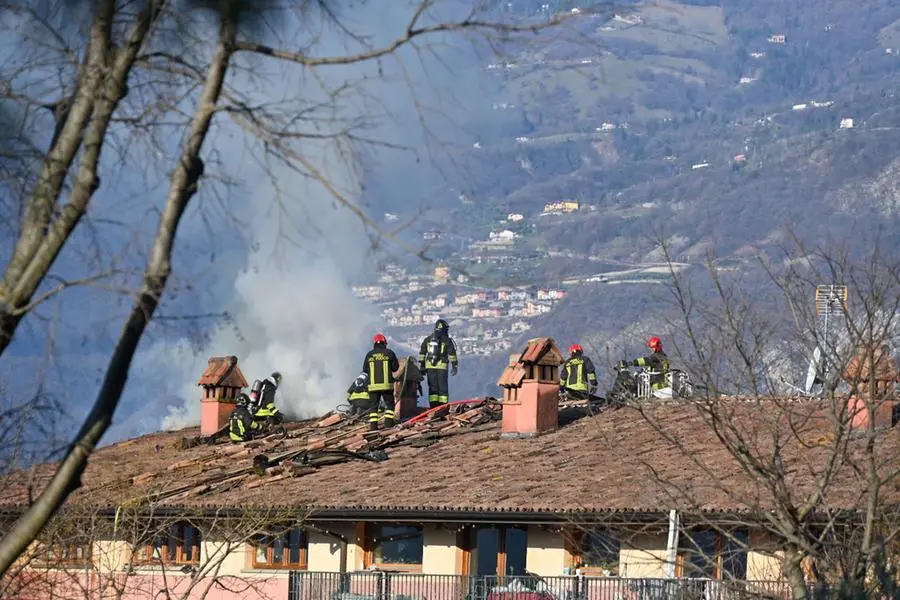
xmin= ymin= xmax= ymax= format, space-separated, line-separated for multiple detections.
xmin=114 ymin=2 xmax=497 ymax=436
xmin=157 ymin=143 xmax=381 ymax=430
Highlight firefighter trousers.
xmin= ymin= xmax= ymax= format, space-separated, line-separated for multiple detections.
xmin=368 ymin=391 xmax=396 ymax=428
xmin=426 ymin=369 xmax=449 ymax=407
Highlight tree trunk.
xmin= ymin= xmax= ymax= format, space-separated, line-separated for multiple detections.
xmin=0 ymin=10 xmax=235 ymax=578
xmin=785 ymin=546 xmax=809 ymax=600
xmin=0 ymin=0 xmax=164 ymax=357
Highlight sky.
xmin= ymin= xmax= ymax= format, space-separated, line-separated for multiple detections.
xmin=0 ymin=0 xmax=504 ymax=452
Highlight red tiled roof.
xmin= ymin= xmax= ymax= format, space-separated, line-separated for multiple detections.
xmin=3 ymin=398 xmax=898 ymax=519
xmin=197 ymin=356 xmax=248 ymax=388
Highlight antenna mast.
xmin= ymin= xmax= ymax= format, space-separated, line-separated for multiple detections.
xmin=805 ymin=284 xmax=849 ymax=394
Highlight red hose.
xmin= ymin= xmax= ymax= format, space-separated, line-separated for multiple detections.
xmin=405 ymin=397 xmax=487 ymax=424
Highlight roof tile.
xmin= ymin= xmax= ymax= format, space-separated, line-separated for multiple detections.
xmin=197 ymin=356 xmax=249 ymax=388
xmin=3 ymin=398 xmax=896 ymax=518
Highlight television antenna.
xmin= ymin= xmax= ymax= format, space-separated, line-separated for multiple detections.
xmin=803 ymin=284 xmax=849 ymax=394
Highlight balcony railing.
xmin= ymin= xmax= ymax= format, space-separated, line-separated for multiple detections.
xmin=288 ymin=572 xmax=799 ymax=600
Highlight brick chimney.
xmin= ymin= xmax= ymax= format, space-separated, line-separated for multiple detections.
xmin=198 ymin=355 xmax=249 ymax=435
xmin=497 ymin=337 xmax=564 ymax=438
xmin=842 ymin=344 xmax=899 ymax=430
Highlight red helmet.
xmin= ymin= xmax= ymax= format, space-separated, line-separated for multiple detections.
xmin=569 ymin=343 xmax=583 ymax=355
xmin=373 ymin=333 xmax=387 ymax=345
xmin=648 ymin=336 xmax=663 ymax=351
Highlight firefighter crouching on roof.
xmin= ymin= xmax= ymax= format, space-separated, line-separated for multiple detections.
xmin=618 ymin=336 xmax=670 ymax=391
xmin=419 ymin=319 xmax=458 ymax=409
xmin=559 ymin=343 xmax=598 ymax=400
xmin=364 ymin=333 xmax=400 ymax=431
xmin=229 ymin=394 xmax=263 ymax=443
xmin=346 ymin=372 xmax=371 ymax=417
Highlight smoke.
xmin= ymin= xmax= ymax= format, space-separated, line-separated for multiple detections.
xmin=116 ymin=1 xmax=501 ymax=435
xmin=157 ymin=135 xmax=381 ymax=431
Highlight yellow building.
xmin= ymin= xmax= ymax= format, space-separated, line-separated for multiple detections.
xmin=543 ymin=200 xmax=580 ymax=213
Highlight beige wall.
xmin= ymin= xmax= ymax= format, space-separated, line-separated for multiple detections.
xmin=204 ymin=541 xmax=247 ymax=576
xmin=94 ymin=541 xmax=131 ymax=572
xmin=525 ymin=528 xmax=567 ymax=576
xmin=423 ymin=527 xmax=458 ymax=575
xmin=746 ymin=529 xmax=784 ymax=581
xmin=619 ymin=533 xmax=667 ymax=578
xmin=309 ymin=531 xmax=344 ymax=572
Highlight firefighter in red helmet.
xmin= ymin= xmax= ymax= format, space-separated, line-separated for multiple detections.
xmin=362 ymin=333 xmax=400 ymax=431
xmin=559 ymin=343 xmax=598 ymax=399
xmin=618 ymin=336 xmax=670 ymax=391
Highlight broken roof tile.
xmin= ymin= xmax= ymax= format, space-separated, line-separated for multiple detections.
xmin=2 ymin=398 xmax=897 ymax=518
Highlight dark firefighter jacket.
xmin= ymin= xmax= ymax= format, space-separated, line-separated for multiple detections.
xmin=418 ymin=333 xmax=458 ymax=371
xmin=560 ymin=355 xmax=598 ymax=392
xmin=254 ymin=399 xmax=284 ymax=424
xmin=347 ymin=375 xmax=370 ymax=401
xmin=634 ymin=350 xmax=670 ymax=388
xmin=363 ymin=346 xmax=400 ymax=393
xmin=229 ymin=404 xmax=263 ymax=442
xmin=258 ymin=377 xmax=278 ymax=407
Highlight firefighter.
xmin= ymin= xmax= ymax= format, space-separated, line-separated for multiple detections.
xmin=559 ymin=343 xmax=598 ymax=400
xmin=618 ymin=336 xmax=670 ymax=391
xmin=418 ymin=319 xmax=459 ymax=408
xmin=363 ymin=333 xmax=400 ymax=431
xmin=254 ymin=387 xmax=284 ymax=427
xmin=229 ymin=394 xmax=263 ymax=443
xmin=346 ymin=372 xmax=371 ymax=417
xmin=254 ymin=371 xmax=282 ymax=411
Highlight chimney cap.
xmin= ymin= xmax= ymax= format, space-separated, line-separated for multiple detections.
xmin=198 ymin=355 xmax=249 ymax=388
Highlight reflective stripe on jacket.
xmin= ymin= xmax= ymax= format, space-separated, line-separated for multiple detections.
xmin=560 ymin=356 xmax=598 ymax=391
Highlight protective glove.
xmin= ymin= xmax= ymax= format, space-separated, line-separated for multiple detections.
xmin=616 ymin=360 xmax=628 ymax=370
xmin=451 ymin=364 xmax=458 ymax=376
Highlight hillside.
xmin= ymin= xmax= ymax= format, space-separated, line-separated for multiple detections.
xmin=361 ymin=0 xmax=900 ymax=399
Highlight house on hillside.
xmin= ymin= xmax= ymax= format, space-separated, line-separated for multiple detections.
xmin=4 ymin=342 xmax=900 ymax=600
xmin=543 ymin=201 xmax=579 ymax=214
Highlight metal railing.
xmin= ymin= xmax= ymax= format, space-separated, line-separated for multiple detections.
xmin=288 ymin=572 xmax=797 ymax=600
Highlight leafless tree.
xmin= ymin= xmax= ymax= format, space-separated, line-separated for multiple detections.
xmin=0 ymin=0 xmax=584 ymax=577
xmin=621 ymin=235 xmax=900 ymax=599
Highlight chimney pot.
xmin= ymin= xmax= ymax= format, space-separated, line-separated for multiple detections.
xmin=498 ymin=337 xmax=564 ymax=438
xmin=199 ymin=355 xmax=248 ymax=435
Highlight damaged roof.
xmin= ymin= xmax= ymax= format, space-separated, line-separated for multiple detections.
xmin=3 ymin=397 xmax=899 ymax=520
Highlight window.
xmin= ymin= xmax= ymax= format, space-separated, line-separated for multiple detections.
xmin=365 ymin=524 xmax=424 ymax=570
xmin=467 ymin=526 xmax=528 ymax=578
xmin=251 ymin=528 xmax=308 ymax=569
xmin=569 ymin=529 xmax=620 ymax=575
xmin=33 ymin=540 xmax=92 ymax=568
xmin=678 ymin=529 xmax=748 ymax=580
xmin=139 ymin=523 xmax=201 ymax=565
